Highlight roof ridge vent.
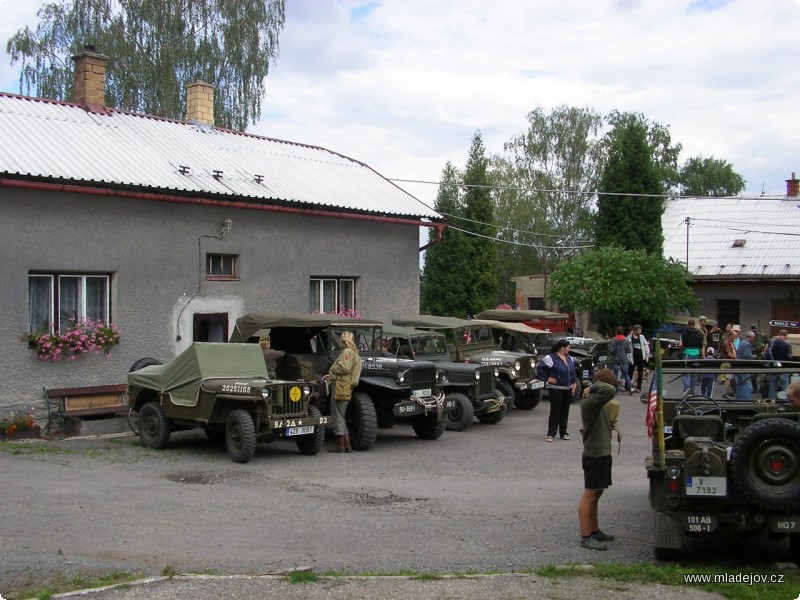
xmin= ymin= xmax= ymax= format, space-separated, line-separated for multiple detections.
xmin=732 ymin=239 xmax=746 ymax=248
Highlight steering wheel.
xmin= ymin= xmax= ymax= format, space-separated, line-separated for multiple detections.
xmin=677 ymin=393 xmax=722 ymax=417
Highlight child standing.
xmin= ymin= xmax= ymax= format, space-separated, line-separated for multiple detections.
xmin=700 ymin=347 xmax=716 ymax=397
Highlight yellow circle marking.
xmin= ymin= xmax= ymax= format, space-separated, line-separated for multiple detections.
xmin=289 ymin=386 xmax=302 ymax=402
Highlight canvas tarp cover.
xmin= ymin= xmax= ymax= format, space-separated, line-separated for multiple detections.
xmin=392 ymin=315 xmax=546 ymax=334
xmin=230 ymin=312 xmax=383 ymax=343
xmin=475 ymin=309 xmax=568 ymax=321
xmin=127 ymin=343 xmax=268 ymax=406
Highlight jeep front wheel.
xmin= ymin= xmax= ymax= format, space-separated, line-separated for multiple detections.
xmin=296 ymin=405 xmax=325 ymax=455
xmin=477 ymin=391 xmax=507 ymax=425
xmin=412 ymin=411 xmax=446 ymax=440
xmin=346 ymin=392 xmax=378 ymax=451
xmin=226 ymin=410 xmax=256 ymax=463
xmin=138 ymin=402 xmax=170 ymax=449
xmin=445 ymin=393 xmax=474 ymax=431
xmin=730 ymin=417 xmax=800 ymax=511
xmin=495 ymin=379 xmax=514 ymax=405
xmin=514 ymin=387 xmax=541 ymax=410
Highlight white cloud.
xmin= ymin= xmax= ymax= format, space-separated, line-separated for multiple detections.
xmin=2 ymin=0 xmax=799 ymax=206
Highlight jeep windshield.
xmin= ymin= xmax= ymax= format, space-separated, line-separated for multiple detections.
xmin=327 ymin=325 xmax=382 ymax=354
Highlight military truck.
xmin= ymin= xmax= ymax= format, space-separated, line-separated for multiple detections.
xmin=393 ymin=315 xmax=543 ymax=410
xmin=646 ymin=356 xmax=800 ymax=560
xmin=383 ymin=323 xmax=506 ymax=431
xmin=126 ymin=343 xmax=326 ymax=463
xmin=229 ymin=313 xmax=449 ymax=451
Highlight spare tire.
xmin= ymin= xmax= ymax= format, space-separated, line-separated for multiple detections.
xmin=729 ymin=417 xmax=800 ymax=511
xmin=129 ymin=357 xmax=162 ymax=372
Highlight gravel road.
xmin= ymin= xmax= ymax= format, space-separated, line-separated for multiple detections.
xmin=0 ymin=386 xmax=792 ymax=599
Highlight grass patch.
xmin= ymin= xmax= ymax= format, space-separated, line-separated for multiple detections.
xmin=18 ymin=570 xmax=141 ymax=600
xmin=288 ymin=570 xmax=319 ymax=583
xmin=161 ymin=565 xmax=178 ymax=578
xmin=535 ymin=562 xmax=800 ymax=600
xmin=409 ymin=573 xmax=442 ymax=581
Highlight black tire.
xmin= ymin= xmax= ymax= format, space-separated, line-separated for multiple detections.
xmin=477 ymin=397 xmax=507 ymax=425
xmin=346 ymin=392 xmax=378 ymax=451
xmin=226 ymin=410 xmax=256 ymax=463
xmin=296 ymin=405 xmax=325 ymax=455
xmin=514 ymin=387 xmax=541 ymax=410
xmin=412 ymin=411 xmax=446 ymax=440
xmin=496 ymin=379 xmax=515 ymax=406
xmin=445 ymin=393 xmax=474 ymax=431
xmin=128 ymin=357 xmax=162 ymax=372
xmin=137 ymin=402 xmax=170 ymax=449
xmin=729 ymin=417 xmax=800 ymax=511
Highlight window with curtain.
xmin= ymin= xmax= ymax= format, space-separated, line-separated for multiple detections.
xmin=309 ymin=277 xmax=356 ymax=314
xmin=28 ymin=272 xmax=112 ymax=333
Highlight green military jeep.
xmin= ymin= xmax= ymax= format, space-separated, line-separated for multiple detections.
xmin=393 ymin=315 xmax=543 ymax=410
xmin=382 ymin=323 xmax=506 ymax=431
xmin=646 ymin=356 xmax=800 ymax=560
xmin=230 ymin=313 xmax=449 ymax=451
xmin=127 ymin=342 xmax=326 ymax=463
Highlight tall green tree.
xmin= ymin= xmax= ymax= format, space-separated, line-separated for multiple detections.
xmin=461 ymin=132 xmax=499 ymax=315
xmin=549 ymin=245 xmax=697 ymax=336
xmin=491 ymin=105 xmax=603 ymax=301
xmin=6 ymin=0 xmax=285 ymax=130
xmin=421 ymin=162 xmax=473 ymax=317
xmin=595 ymin=119 xmax=665 ymax=254
xmin=678 ymin=156 xmax=746 ymax=197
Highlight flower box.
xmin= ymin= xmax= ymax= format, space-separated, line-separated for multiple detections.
xmin=0 ymin=425 xmax=41 ymax=441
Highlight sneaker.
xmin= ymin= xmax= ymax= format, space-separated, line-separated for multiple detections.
xmin=561 ymin=434 xmax=571 ymax=441
xmin=592 ymin=530 xmax=615 ymax=542
xmin=546 ymin=435 xmax=554 ymax=442
xmin=580 ymin=537 xmax=608 ymax=551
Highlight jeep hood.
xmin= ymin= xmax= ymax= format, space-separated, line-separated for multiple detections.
xmin=127 ymin=343 xmax=268 ymax=405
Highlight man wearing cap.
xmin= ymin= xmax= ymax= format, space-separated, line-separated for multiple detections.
xmin=679 ymin=319 xmax=705 ymax=395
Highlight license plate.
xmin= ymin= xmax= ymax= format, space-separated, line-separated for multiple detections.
xmin=582 ymin=370 xmax=590 ymax=379
xmin=414 ymin=388 xmax=432 ymax=397
xmin=529 ymin=380 xmax=544 ymax=390
xmin=286 ymin=426 xmax=314 ymax=436
xmin=683 ymin=514 xmax=718 ymax=532
xmin=598 ymin=355 xmax=608 ymax=362
xmin=766 ymin=516 xmax=800 ymax=531
xmin=685 ymin=476 xmax=726 ymax=496
xmin=444 ymin=398 xmax=457 ymax=409
xmin=395 ymin=401 xmax=421 ymax=416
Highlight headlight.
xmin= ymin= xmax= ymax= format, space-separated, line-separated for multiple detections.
xmin=475 ymin=370 xmax=481 ymax=381
xmin=666 ymin=466 xmax=681 ymax=480
xmin=437 ymin=369 xmax=448 ymax=382
xmin=261 ymin=386 xmax=271 ymax=400
xmin=396 ymin=372 xmax=405 ymax=384
xmin=303 ymin=386 xmax=311 ymax=397
xmin=514 ymin=360 xmax=521 ymax=371
xmin=529 ymin=358 xmax=535 ymax=368
xmin=494 ymin=367 xmax=499 ymax=377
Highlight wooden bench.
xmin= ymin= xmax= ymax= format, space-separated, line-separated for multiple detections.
xmin=44 ymin=384 xmax=128 ymax=434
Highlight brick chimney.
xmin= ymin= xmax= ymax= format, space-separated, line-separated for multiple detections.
xmin=787 ymin=172 xmax=799 ymax=197
xmin=186 ymin=81 xmax=215 ymax=126
xmin=71 ymin=45 xmax=108 ymax=111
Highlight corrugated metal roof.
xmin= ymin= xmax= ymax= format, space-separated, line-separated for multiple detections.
xmin=663 ymin=196 xmax=800 ymax=278
xmin=0 ymin=93 xmax=440 ymax=220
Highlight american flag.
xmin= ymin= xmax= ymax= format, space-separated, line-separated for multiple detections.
xmin=644 ymin=374 xmax=658 ymax=438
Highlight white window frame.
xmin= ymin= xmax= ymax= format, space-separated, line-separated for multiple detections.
xmin=309 ymin=277 xmax=356 ymax=314
xmin=28 ymin=272 xmax=111 ymax=333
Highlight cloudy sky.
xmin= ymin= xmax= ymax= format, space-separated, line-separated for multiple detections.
xmin=0 ymin=0 xmax=798 ymax=209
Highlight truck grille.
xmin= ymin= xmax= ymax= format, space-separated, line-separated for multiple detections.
xmin=478 ymin=367 xmax=495 ymax=397
xmin=410 ymin=365 xmax=437 ymax=394
xmin=271 ymin=384 xmax=308 ymax=418
xmin=518 ymin=360 xmax=533 ymax=381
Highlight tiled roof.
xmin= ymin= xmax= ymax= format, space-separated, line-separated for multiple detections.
xmin=662 ymin=196 xmax=800 ymax=279
xmin=0 ymin=92 xmax=440 ymax=220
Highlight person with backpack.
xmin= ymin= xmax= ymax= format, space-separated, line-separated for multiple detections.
xmin=609 ymin=326 xmax=633 ymax=395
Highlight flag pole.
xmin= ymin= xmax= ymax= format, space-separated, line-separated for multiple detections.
xmin=655 ymin=333 xmax=666 ymax=469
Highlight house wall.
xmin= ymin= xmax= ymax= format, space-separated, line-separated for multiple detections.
xmin=1 ymin=187 xmax=424 ymax=413
xmin=692 ymin=282 xmax=800 ymax=335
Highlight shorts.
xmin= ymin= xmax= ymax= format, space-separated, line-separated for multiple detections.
xmin=583 ymin=454 xmax=612 ymax=490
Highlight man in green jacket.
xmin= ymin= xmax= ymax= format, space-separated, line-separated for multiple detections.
xmin=578 ymin=368 xmax=618 ymax=550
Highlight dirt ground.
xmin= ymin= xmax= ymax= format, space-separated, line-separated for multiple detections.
xmin=0 ymin=385 xmax=794 ymax=599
